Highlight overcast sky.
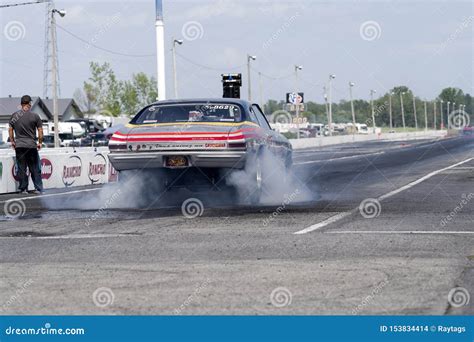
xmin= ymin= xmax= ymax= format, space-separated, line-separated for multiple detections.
xmin=0 ymin=0 xmax=472 ymax=104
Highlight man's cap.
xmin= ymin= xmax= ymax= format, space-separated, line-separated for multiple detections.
xmin=20 ymin=95 xmax=32 ymax=105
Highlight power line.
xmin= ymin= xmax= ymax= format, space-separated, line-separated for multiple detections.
xmin=175 ymin=51 xmax=246 ymax=71
xmin=0 ymin=0 xmax=46 ymax=9
xmin=56 ymin=23 xmax=155 ymax=58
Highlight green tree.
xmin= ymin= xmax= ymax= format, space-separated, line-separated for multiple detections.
xmin=438 ymin=87 xmax=465 ymax=104
xmin=120 ymin=80 xmax=138 ymax=115
xmin=132 ymin=72 xmax=158 ymax=108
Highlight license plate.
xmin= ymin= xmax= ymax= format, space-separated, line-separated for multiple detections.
xmin=165 ymin=156 xmax=188 ymax=167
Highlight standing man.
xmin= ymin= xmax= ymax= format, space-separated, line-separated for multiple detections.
xmin=9 ymin=95 xmax=44 ymax=194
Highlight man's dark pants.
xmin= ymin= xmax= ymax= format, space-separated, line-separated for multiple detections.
xmin=15 ymin=148 xmax=43 ymax=191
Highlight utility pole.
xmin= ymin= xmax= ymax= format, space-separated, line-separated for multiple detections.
xmin=400 ymin=92 xmax=406 ymax=130
xmin=411 ymin=92 xmax=418 ymax=130
xmin=439 ymin=100 xmax=444 ymax=129
xmin=323 ymin=86 xmax=329 ymax=135
xmin=424 ymin=101 xmax=428 ymax=131
xmin=51 ymin=8 xmax=65 ymax=147
xmin=328 ymin=74 xmax=336 ymax=136
xmin=171 ymin=38 xmax=183 ymax=99
xmin=294 ymin=65 xmax=303 ymax=139
xmin=349 ymin=82 xmax=356 ymax=135
xmin=370 ymin=89 xmax=376 ymax=133
xmin=247 ymin=54 xmax=256 ymax=101
xmin=388 ymin=91 xmax=393 ymax=130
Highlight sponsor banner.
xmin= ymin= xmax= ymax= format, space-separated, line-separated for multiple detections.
xmin=62 ymin=155 xmax=83 ymax=187
xmin=286 ymin=92 xmax=304 ymax=104
xmin=88 ymin=153 xmax=107 ymax=184
xmin=0 ymin=147 xmax=113 ymax=194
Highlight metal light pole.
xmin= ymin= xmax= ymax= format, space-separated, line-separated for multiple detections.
xmin=258 ymin=71 xmax=263 ymax=110
xmin=388 ymin=91 xmax=393 ymax=130
xmin=424 ymin=101 xmax=428 ymax=131
xmin=349 ymin=82 xmax=356 ymax=134
xmin=411 ymin=91 xmax=418 ymax=130
xmin=294 ymin=65 xmax=303 ymax=139
xmin=51 ymin=8 xmax=65 ymax=148
xmin=370 ymin=89 xmax=377 ymax=133
xmin=247 ymin=54 xmax=256 ymax=101
xmin=433 ymin=101 xmax=437 ymax=129
xmin=439 ymin=100 xmax=444 ymax=129
xmin=323 ymin=86 xmax=329 ymax=134
xmin=446 ymin=101 xmax=451 ymax=129
xmin=328 ymin=74 xmax=336 ymax=136
xmin=400 ymin=92 xmax=406 ymax=130
xmin=171 ymin=38 xmax=183 ymax=99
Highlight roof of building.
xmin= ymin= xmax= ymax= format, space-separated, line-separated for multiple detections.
xmin=42 ymin=98 xmax=83 ymax=119
xmin=0 ymin=96 xmax=52 ymax=119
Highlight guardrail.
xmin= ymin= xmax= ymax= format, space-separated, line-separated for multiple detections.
xmin=0 ymin=147 xmax=117 ymax=194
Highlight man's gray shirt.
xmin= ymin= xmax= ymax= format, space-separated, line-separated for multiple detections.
xmin=9 ymin=110 xmax=43 ymax=149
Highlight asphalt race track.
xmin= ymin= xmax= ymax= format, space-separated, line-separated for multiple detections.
xmin=0 ymin=135 xmax=473 ymax=315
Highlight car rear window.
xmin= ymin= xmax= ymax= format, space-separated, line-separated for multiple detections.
xmin=131 ymin=103 xmax=244 ymax=124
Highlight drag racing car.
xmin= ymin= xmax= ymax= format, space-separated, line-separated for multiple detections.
xmin=108 ymin=99 xmax=292 ymax=203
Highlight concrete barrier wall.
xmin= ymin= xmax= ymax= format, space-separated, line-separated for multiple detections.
xmin=289 ymin=130 xmax=448 ymax=149
xmin=0 ymin=147 xmax=117 ymax=194
xmin=0 ymin=130 xmax=448 ymax=194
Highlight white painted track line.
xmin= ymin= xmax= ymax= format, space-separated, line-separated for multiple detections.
xmin=294 ymin=157 xmax=474 ymax=235
xmin=0 ymin=233 xmax=135 ymax=240
xmin=0 ymin=187 xmax=102 ymax=204
xmin=378 ymin=157 xmax=473 ymax=201
xmin=326 ymin=231 xmax=474 ymax=235
xmin=294 ymin=212 xmax=353 ymax=235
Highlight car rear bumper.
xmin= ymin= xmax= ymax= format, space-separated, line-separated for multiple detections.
xmin=108 ymin=150 xmax=247 ymax=171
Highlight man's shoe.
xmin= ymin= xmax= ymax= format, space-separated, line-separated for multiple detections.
xmin=27 ymin=190 xmax=42 ymax=194
xmin=18 ymin=190 xmax=28 ymax=194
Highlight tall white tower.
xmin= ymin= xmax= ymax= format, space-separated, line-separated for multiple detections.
xmin=155 ymin=0 xmax=166 ymax=101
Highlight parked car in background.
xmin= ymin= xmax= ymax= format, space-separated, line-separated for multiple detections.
xmin=66 ymin=119 xmax=104 ymax=134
